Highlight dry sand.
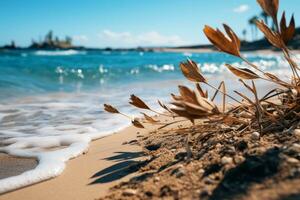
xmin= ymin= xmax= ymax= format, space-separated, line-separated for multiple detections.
xmin=0 ymin=124 xmax=150 ymax=200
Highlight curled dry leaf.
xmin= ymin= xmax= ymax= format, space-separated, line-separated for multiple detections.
xmin=178 ymin=85 xmax=198 ymax=105
xmin=194 ymin=93 xmax=218 ymax=113
xmin=226 ymin=64 xmax=260 ymax=80
xmin=264 ymin=72 xmax=291 ymax=87
xmin=104 ymin=104 xmax=119 ymax=114
xmin=170 ymin=107 xmax=196 ymax=121
xmin=129 ymin=94 xmax=150 ymax=109
xmin=280 ymin=12 xmax=295 ymax=44
xmin=132 ymin=119 xmax=145 ymax=128
xmin=256 ymin=20 xmax=284 ymax=49
xmin=180 ymin=59 xmax=207 ymax=83
xmin=203 ymin=24 xmax=241 ymax=57
xmin=257 ymin=0 xmax=279 ymax=21
xmin=158 ymin=100 xmax=172 ymax=113
xmin=171 ymin=93 xmax=182 ymax=101
xmin=141 ymin=112 xmax=159 ymax=124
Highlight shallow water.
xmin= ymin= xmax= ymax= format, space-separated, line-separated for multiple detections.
xmin=0 ymin=49 xmax=298 ymax=193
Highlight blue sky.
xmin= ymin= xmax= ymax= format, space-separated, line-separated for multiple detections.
xmin=0 ymin=0 xmax=299 ymax=48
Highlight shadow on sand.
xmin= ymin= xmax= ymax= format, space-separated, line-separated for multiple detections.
xmin=89 ymin=151 xmax=146 ymax=184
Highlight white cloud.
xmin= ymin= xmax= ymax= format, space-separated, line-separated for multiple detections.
xmin=99 ymin=30 xmax=187 ymax=47
xmin=233 ymin=4 xmax=249 ymax=13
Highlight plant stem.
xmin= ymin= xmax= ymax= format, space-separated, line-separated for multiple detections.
xmin=206 ymin=82 xmax=242 ymax=105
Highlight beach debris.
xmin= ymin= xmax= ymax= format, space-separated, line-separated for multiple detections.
xmin=122 ymin=189 xmax=137 ymax=196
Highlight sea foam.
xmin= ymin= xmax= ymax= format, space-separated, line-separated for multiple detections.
xmin=34 ymin=50 xmax=86 ymax=56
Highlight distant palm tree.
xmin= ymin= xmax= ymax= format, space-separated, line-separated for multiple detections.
xmin=248 ymin=16 xmax=259 ymax=41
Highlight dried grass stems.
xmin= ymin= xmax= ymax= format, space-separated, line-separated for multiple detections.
xmin=104 ymin=0 xmax=300 ymax=135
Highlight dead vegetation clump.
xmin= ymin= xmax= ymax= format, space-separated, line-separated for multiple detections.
xmin=104 ymin=0 xmax=299 ymax=137
xmin=102 ymin=0 xmax=300 ymax=199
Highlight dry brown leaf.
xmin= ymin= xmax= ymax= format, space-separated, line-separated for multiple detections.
xmin=280 ymin=12 xmax=295 ymax=44
xmin=223 ymin=24 xmax=241 ymax=52
xmin=256 ymin=20 xmax=284 ymax=49
xmin=129 ymin=94 xmax=150 ymax=109
xmin=131 ymin=119 xmax=145 ymax=128
xmin=104 ymin=104 xmax=119 ymax=114
xmin=180 ymin=59 xmax=207 ymax=83
xmin=141 ymin=112 xmax=159 ymax=124
xmin=203 ymin=24 xmax=241 ymax=57
xmin=257 ymin=0 xmax=279 ymax=21
xmin=178 ymin=85 xmax=198 ymax=105
xmin=226 ymin=64 xmax=260 ymax=79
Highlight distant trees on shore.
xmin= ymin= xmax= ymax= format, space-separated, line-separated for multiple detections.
xmin=29 ymin=30 xmax=73 ymax=49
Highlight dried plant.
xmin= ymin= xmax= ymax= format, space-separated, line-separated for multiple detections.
xmin=104 ymin=0 xmax=299 ymax=135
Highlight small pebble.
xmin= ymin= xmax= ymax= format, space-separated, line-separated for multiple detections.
xmin=221 ymin=156 xmax=233 ymax=165
xmin=234 ymin=155 xmax=245 ymax=164
xmin=171 ymin=164 xmax=185 ymax=178
xmin=198 ymin=169 xmax=205 ymax=174
xmin=154 ymin=176 xmax=160 ymax=182
xmin=294 ymin=129 xmax=300 ymax=139
xmin=251 ymin=132 xmax=260 ymax=140
xmin=123 ymin=189 xmax=137 ymax=196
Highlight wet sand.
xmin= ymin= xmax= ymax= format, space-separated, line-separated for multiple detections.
xmin=0 ymin=153 xmax=37 ymax=180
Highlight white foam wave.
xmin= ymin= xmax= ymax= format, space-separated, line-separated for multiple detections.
xmin=34 ymin=50 xmax=86 ymax=56
xmin=147 ymin=64 xmax=175 ymax=72
xmin=0 ymin=92 xmax=130 ymax=194
xmin=198 ymin=54 xmax=300 ymax=74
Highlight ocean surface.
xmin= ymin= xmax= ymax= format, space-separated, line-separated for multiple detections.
xmin=0 ymin=49 xmax=298 ymax=193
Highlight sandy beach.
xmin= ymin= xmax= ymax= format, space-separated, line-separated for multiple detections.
xmin=0 ymin=124 xmax=150 ymax=200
